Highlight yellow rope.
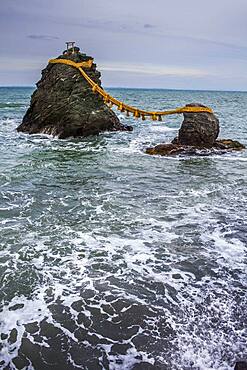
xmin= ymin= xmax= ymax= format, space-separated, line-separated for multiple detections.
xmin=49 ymin=59 xmax=94 ymax=69
xmin=49 ymin=58 xmax=214 ymax=120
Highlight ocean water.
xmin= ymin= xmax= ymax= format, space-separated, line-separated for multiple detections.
xmin=0 ymin=86 xmax=246 ymax=370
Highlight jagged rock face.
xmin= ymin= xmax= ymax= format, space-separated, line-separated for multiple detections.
xmin=177 ymin=103 xmax=220 ymax=147
xmin=17 ymin=48 xmax=132 ymax=138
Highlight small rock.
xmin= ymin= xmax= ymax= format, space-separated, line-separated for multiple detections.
xmin=177 ymin=103 xmax=219 ymax=147
xmin=146 ymin=143 xmax=185 ymax=156
xmin=146 ymin=139 xmax=245 ymax=156
xmin=146 ymin=103 xmax=245 ymax=156
xmin=214 ymin=139 xmax=245 ymax=150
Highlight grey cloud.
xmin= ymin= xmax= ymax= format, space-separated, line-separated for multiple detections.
xmin=27 ymin=35 xmax=59 ymax=40
xmin=144 ymin=24 xmax=155 ymax=29
xmin=1 ymin=0 xmax=247 ymax=89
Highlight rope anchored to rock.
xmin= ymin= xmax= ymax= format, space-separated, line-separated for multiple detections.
xmin=49 ymin=58 xmax=213 ymax=121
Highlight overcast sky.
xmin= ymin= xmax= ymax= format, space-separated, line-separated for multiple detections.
xmin=1 ymin=0 xmax=247 ymax=90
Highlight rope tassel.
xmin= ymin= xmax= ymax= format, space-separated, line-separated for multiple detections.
xmin=104 ymin=94 xmax=110 ymax=103
xmin=134 ymin=110 xmax=140 ymax=119
xmin=118 ymin=103 xmax=125 ymax=112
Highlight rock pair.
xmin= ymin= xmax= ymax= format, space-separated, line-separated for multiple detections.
xmin=18 ymin=47 xmax=245 ymax=154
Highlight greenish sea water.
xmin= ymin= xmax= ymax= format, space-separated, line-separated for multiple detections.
xmin=0 ymin=87 xmax=246 ymax=370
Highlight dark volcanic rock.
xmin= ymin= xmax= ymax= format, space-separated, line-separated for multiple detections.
xmin=17 ymin=47 xmax=132 ymax=138
xmin=146 ymin=143 xmax=185 ymax=156
xmin=146 ymin=139 xmax=245 ymax=156
xmin=214 ymin=139 xmax=245 ymax=151
xmin=177 ymin=103 xmax=219 ymax=147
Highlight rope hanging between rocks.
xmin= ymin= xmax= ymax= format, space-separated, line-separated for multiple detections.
xmin=49 ymin=58 xmax=213 ymax=121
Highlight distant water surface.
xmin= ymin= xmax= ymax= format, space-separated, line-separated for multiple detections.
xmin=0 ymin=87 xmax=246 ymax=370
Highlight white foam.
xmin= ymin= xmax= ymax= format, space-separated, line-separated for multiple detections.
xmin=201 ymin=229 xmax=246 ymax=270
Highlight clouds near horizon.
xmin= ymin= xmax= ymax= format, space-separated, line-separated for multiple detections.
xmin=0 ymin=0 xmax=247 ymax=90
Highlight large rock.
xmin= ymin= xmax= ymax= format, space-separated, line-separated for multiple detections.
xmin=17 ymin=47 xmax=132 ymax=138
xmin=177 ymin=103 xmax=219 ymax=147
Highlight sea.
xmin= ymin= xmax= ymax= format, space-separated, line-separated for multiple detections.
xmin=0 ymin=87 xmax=246 ymax=370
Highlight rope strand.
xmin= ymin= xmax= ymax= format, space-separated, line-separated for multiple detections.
xmin=49 ymin=58 xmax=214 ymax=119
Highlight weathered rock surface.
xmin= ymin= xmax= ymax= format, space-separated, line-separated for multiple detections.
xmin=17 ymin=47 xmax=132 ymax=138
xmin=146 ymin=139 xmax=245 ymax=156
xmin=177 ymin=103 xmax=220 ymax=147
xmin=146 ymin=103 xmax=245 ymax=156
xmin=213 ymin=139 xmax=245 ymax=151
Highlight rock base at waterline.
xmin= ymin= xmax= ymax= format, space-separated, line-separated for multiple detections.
xmin=146 ymin=139 xmax=245 ymax=156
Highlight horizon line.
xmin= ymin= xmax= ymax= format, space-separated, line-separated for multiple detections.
xmin=0 ymin=85 xmax=247 ymax=93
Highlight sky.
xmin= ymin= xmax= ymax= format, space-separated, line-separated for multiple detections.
xmin=1 ymin=0 xmax=247 ymax=90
